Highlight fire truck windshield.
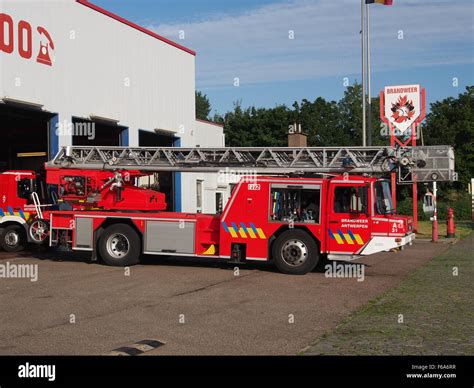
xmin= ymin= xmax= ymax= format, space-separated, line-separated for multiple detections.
xmin=375 ymin=180 xmax=394 ymax=215
xmin=17 ymin=178 xmax=35 ymax=200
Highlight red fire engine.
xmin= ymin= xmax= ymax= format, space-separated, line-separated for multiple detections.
xmin=0 ymin=145 xmax=455 ymax=275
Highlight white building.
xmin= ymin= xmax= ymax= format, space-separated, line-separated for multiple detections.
xmin=0 ymin=0 xmax=227 ymax=213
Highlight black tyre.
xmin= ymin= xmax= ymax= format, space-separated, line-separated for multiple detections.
xmin=98 ymin=224 xmax=141 ymax=267
xmin=271 ymin=229 xmax=319 ymax=275
xmin=0 ymin=224 xmax=27 ymax=252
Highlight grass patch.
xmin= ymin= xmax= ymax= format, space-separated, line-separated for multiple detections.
xmin=416 ymin=220 xmax=472 ymax=239
xmin=305 ymin=233 xmax=474 ymax=355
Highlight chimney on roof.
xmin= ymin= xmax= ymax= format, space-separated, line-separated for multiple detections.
xmin=288 ymin=123 xmax=307 ymax=147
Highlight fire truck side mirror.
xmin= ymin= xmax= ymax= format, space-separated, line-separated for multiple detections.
xmin=422 ymin=193 xmax=435 ymax=216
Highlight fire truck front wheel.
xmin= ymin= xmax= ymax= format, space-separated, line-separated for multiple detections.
xmin=0 ymin=224 xmax=26 ymax=252
xmin=272 ymin=229 xmax=319 ymax=275
xmin=98 ymin=224 xmax=141 ymax=267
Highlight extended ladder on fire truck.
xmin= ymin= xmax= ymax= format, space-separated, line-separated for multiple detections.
xmin=48 ymin=145 xmax=457 ymax=183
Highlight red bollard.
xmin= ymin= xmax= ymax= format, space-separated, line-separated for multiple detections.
xmin=432 ymin=219 xmax=438 ymax=242
xmin=446 ymin=208 xmax=456 ymax=238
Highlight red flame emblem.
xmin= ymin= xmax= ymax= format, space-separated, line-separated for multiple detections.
xmin=391 ymin=95 xmax=415 ymax=123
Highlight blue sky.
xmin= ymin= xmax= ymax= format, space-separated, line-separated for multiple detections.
xmin=94 ymin=0 xmax=474 ymax=116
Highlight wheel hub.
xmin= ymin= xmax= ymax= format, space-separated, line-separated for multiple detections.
xmin=5 ymin=231 xmax=19 ymax=247
xmin=106 ymin=233 xmax=130 ymax=259
xmin=281 ymin=239 xmax=308 ymax=266
xmin=31 ymin=221 xmax=48 ymax=242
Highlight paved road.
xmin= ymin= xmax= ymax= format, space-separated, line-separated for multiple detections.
xmin=0 ymin=240 xmax=450 ymax=355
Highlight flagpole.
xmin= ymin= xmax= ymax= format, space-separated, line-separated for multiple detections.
xmin=361 ymin=0 xmax=367 ymax=147
xmin=366 ymin=3 xmax=372 ymax=146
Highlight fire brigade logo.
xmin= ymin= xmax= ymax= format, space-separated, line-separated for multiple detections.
xmin=391 ymin=95 xmax=415 ymax=124
xmin=384 ymin=84 xmax=421 ymax=133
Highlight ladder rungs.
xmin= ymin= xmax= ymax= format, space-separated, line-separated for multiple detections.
xmin=46 ymin=145 xmax=456 ymax=183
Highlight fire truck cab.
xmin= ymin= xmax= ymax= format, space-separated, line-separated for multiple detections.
xmin=0 ymin=171 xmax=38 ymax=251
xmin=0 ymin=168 xmax=165 ymax=252
xmin=219 ymin=175 xmax=415 ymax=274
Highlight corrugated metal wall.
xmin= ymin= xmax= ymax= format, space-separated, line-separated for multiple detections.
xmin=0 ymin=0 xmax=228 ymax=212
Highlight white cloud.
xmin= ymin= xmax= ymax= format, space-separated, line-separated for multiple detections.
xmin=149 ymin=0 xmax=474 ymax=88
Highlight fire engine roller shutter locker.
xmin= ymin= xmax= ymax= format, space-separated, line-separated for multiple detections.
xmin=0 ymin=103 xmax=54 ymax=171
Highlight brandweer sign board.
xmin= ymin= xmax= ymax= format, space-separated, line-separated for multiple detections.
xmin=384 ymin=84 xmax=421 ymax=133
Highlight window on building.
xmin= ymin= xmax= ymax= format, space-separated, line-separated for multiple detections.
xmin=196 ymin=180 xmax=203 ymax=213
xmin=216 ymin=192 xmax=224 ymax=214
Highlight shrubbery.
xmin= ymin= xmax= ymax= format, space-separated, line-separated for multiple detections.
xmin=397 ymin=191 xmax=472 ymax=221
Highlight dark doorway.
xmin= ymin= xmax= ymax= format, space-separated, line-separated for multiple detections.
xmin=139 ymin=130 xmax=176 ymax=147
xmin=0 ymin=104 xmax=54 ymax=172
xmin=138 ymin=130 xmax=177 ymax=211
xmin=72 ymin=117 xmax=127 ymax=146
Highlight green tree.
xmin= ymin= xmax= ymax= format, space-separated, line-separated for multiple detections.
xmin=196 ymin=91 xmax=211 ymax=120
xmin=294 ymin=97 xmax=347 ymax=146
xmin=368 ymin=95 xmax=387 ymax=146
xmin=423 ymin=86 xmax=474 ymax=186
xmin=338 ymin=83 xmax=364 ymax=146
xmin=222 ymin=84 xmax=380 ymax=148
xmin=223 ymin=102 xmax=293 ymax=147
xmin=337 ymin=82 xmax=386 ymax=146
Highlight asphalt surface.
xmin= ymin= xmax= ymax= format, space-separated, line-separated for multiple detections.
xmin=0 ymin=240 xmax=450 ymax=355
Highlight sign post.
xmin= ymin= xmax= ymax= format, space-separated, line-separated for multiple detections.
xmin=380 ymin=84 xmax=426 ymax=232
xmin=432 ymin=181 xmax=438 ymax=242
xmin=471 ymin=178 xmax=474 ymax=222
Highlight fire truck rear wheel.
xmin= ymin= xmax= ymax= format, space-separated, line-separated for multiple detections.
xmin=272 ymin=229 xmax=319 ymax=275
xmin=98 ymin=224 xmax=141 ymax=267
xmin=0 ymin=224 xmax=26 ymax=252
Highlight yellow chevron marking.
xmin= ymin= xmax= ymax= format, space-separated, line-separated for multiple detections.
xmin=334 ymin=234 xmax=344 ymax=244
xmin=354 ymin=234 xmax=364 ymax=245
xmin=202 ymin=244 xmax=216 ymax=255
xmin=226 ymin=224 xmax=266 ymax=239
xmin=247 ymin=228 xmax=257 ymax=239
xmin=343 ymin=234 xmax=354 ymax=245
xmin=228 ymin=227 xmax=238 ymax=238
xmin=12 ymin=211 xmax=29 ymax=220
xmin=256 ymin=228 xmax=266 ymax=239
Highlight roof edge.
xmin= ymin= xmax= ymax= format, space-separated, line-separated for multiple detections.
xmin=196 ymin=118 xmax=224 ymax=128
xmin=76 ymin=0 xmax=196 ymax=56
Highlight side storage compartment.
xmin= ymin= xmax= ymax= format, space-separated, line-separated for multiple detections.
xmin=49 ymin=213 xmax=74 ymax=247
xmin=73 ymin=217 xmax=94 ymax=251
xmin=144 ymin=220 xmax=195 ymax=254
